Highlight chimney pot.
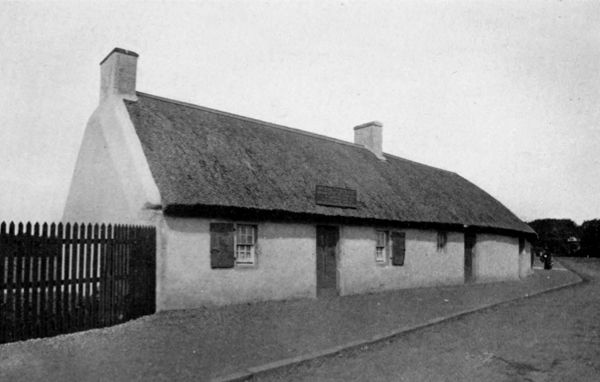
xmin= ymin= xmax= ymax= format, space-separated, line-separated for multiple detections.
xmin=100 ymin=47 xmax=138 ymax=101
xmin=354 ymin=121 xmax=385 ymax=160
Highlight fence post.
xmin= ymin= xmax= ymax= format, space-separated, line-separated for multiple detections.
xmin=98 ymin=224 xmax=107 ymax=327
xmin=91 ymin=223 xmax=99 ymax=328
xmin=47 ymin=223 xmax=57 ymax=336
xmin=0 ymin=222 xmax=6 ymax=343
xmin=22 ymin=222 xmax=32 ymax=340
xmin=83 ymin=223 xmax=92 ymax=329
xmin=107 ymin=224 xmax=115 ymax=326
xmin=31 ymin=223 xmax=40 ymax=338
xmin=39 ymin=223 xmax=49 ymax=338
xmin=14 ymin=222 xmax=24 ymax=341
xmin=5 ymin=222 xmax=16 ymax=342
xmin=55 ymin=222 xmax=63 ymax=335
xmin=62 ymin=223 xmax=72 ymax=334
xmin=69 ymin=223 xmax=79 ymax=333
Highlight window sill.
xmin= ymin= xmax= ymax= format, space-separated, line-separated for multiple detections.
xmin=235 ymin=262 xmax=256 ymax=269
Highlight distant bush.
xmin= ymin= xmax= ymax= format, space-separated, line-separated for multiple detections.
xmin=528 ymin=219 xmax=579 ymax=256
xmin=580 ymin=220 xmax=600 ymax=258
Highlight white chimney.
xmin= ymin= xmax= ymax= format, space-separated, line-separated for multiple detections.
xmin=99 ymin=47 xmax=138 ymax=101
xmin=354 ymin=121 xmax=384 ymax=160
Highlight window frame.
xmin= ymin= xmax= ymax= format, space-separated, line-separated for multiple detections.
xmin=374 ymin=229 xmax=406 ymax=266
xmin=234 ymin=223 xmax=258 ymax=266
xmin=375 ymin=230 xmax=389 ymax=264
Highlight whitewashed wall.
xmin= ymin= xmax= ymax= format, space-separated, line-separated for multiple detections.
xmin=338 ymin=227 xmax=465 ymax=295
xmin=519 ymin=239 xmax=533 ymax=278
xmin=63 ymin=96 xmax=160 ymax=224
xmin=156 ymin=220 xmax=528 ymax=309
xmin=473 ymin=234 xmax=520 ymax=282
xmin=157 ymin=217 xmax=316 ymax=310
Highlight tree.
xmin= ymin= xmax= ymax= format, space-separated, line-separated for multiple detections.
xmin=528 ymin=219 xmax=579 ymax=256
xmin=580 ymin=220 xmax=600 ymax=257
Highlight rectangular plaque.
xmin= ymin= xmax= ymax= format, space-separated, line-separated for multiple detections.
xmin=315 ymin=185 xmax=357 ymax=209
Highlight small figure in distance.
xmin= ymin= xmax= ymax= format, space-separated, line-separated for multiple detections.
xmin=540 ymin=247 xmax=553 ymax=270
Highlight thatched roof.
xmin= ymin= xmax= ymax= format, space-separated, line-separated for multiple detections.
xmin=125 ymin=92 xmax=534 ymax=235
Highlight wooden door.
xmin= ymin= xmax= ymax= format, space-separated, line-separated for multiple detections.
xmin=391 ymin=231 xmax=406 ymax=266
xmin=464 ymin=231 xmax=476 ymax=283
xmin=316 ymin=226 xmax=338 ymax=293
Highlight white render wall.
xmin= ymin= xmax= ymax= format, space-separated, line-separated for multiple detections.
xmin=63 ymin=96 xmax=161 ymax=224
xmin=338 ymin=227 xmax=465 ymax=295
xmin=519 ymin=239 xmax=533 ymax=278
xmin=156 ymin=220 xmax=530 ymax=309
xmin=157 ymin=216 xmax=316 ymax=310
xmin=473 ymin=234 xmax=520 ymax=282
xmin=62 ymin=111 xmax=131 ymax=223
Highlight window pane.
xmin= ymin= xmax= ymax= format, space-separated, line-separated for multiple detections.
xmin=235 ymin=225 xmax=256 ymax=264
xmin=236 ymin=245 xmax=254 ymax=264
xmin=376 ymin=231 xmax=386 ymax=247
xmin=237 ymin=225 xmax=256 ymax=245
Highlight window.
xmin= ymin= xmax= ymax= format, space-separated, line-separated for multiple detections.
xmin=375 ymin=230 xmax=406 ymax=266
xmin=437 ymin=231 xmax=447 ymax=251
xmin=235 ymin=224 xmax=257 ymax=265
xmin=210 ymin=223 xmax=257 ymax=269
xmin=375 ymin=230 xmax=388 ymax=263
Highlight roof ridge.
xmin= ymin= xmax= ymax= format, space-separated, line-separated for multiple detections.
xmin=136 ymin=91 xmax=364 ymax=150
xmin=134 ymin=91 xmax=455 ymax=176
xmin=383 ymin=152 xmax=455 ymax=174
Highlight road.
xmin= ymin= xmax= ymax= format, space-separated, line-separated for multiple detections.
xmin=257 ymin=258 xmax=600 ymax=382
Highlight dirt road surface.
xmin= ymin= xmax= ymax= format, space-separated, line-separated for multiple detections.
xmin=0 ymin=258 xmax=587 ymax=381
xmin=257 ymin=258 xmax=600 ymax=382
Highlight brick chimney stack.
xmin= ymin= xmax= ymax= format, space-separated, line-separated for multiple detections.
xmin=99 ymin=47 xmax=138 ymax=101
xmin=354 ymin=121 xmax=384 ymax=160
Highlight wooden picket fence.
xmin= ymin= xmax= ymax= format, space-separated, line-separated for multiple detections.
xmin=0 ymin=221 xmax=156 ymax=344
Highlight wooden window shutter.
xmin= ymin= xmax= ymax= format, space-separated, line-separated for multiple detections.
xmin=391 ymin=231 xmax=406 ymax=266
xmin=210 ymin=223 xmax=235 ymax=269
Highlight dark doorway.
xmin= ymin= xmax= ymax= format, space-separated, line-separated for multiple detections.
xmin=316 ymin=225 xmax=339 ymax=295
xmin=464 ymin=231 xmax=476 ymax=283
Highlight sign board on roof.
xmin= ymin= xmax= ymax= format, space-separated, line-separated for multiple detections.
xmin=315 ymin=185 xmax=357 ymax=209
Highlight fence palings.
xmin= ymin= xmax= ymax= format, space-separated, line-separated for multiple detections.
xmin=0 ymin=222 xmax=6 ymax=342
xmin=0 ymin=221 xmax=156 ymax=344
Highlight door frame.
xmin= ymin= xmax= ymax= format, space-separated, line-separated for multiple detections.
xmin=316 ymin=225 xmax=340 ymax=295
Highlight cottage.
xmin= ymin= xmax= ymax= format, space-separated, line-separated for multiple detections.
xmin=64 ymin=48 xmax=535 ymax=310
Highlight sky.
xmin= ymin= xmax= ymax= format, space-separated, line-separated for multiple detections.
xmin=0 ymin=0 xmax=599 ymax=224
